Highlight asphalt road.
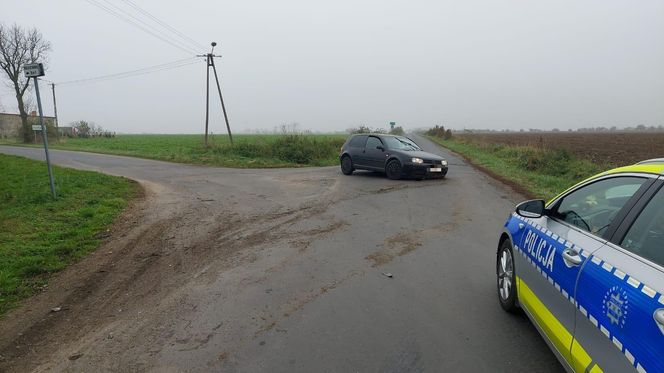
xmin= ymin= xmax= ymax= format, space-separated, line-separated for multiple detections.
xmin=0 ymin=135 xmax=563 ymax=372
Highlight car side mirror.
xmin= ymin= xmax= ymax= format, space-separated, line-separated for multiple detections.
xmin=515 ymin=199 xmax=546 ymax=218
xmin=376 ymin=145 xmax=384 ymax=151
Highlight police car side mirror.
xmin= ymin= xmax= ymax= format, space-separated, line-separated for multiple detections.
xmin=516 ymin=199 xmax=546 ymax=218
xmin=376 ymin=145 xmax=384 ymax=151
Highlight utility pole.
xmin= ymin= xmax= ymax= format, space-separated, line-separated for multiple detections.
xmin=51 ymin=83 xmax=59 ymax=140
xmin=204 ymin=54 xmax=210 ymax=147
xmin=210 ymin=54 xmax=233 ymax=145
xmin=198 ymin=42 xmax=233 ymax=146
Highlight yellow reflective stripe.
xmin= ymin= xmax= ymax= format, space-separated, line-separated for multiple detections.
xmin=517 ymin=276 xmax=573 ymax=361
xmin=517 ymin=276 xmax=595 ymax=373
xmin=589 ymin=363 xmax=604 ymax=373
xmin=571 ymin=340 xmax=593 ymax=372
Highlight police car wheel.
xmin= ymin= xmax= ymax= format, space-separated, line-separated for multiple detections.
xmin=497 ymin=240 xmax=518 ymax=313
xmin=341 ymin=156 xmax=354 ymax=175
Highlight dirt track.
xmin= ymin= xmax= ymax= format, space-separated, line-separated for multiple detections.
xmin=0 ymin=136 xmax=563 ymax=372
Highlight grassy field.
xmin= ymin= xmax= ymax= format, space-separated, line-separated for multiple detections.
xmin=0 ymin=134 xmax=348 ymax=168
xmin=426 ymin=135 xmax=604 ymax=200
xmin=0 ymin=154 xmax=139 ymax=315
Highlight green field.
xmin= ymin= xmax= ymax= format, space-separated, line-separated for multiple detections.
xmin=0 ymin=154 xmax=139 ymax=315
xmin=426 ymin=136 xmax=602 ymax=200
xmin=1 ymin=134 xmax=347 ymax=168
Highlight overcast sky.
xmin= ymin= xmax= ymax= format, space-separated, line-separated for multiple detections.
xmin=2 ymin=0 xmax=663 ymax=133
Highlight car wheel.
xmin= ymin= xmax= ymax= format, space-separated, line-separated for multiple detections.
xmin=497 ymin=239 xmax=519 ymax=313
xmin=385 ymin=159 xmax=402 ymax=180
xmin=340 ymin=156 xmax=354 ymax=175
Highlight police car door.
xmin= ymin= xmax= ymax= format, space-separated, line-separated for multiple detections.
xmin=516 ymin=176 xmax=649 ymax=369
xmin=573 ymin=177 xmax=664 ymax=373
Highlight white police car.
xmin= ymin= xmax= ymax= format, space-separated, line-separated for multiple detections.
xmin=497 ymin=160 xmax=664 ymax=373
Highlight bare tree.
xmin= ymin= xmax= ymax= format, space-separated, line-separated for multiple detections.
xmin=0 ymin=23 xmax=51 ymax=142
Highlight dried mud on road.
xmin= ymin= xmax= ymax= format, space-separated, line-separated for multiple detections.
xmin=0 ymin=165 xmax=438 ymax=371
xmin=0 ymin=142 xmax=561 ymax=373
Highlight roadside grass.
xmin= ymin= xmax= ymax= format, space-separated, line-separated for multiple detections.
xmin=0 ymin=134 xmax=347 ymax=168
xmin=426 ymin=136 xmax=603 ymax=200
xmin=0 ymin=154 xmax=139 ymax=315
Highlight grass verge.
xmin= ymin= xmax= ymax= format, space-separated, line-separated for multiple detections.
xmin=426 ymin=136 xmax=603 ymax=200
xmin=0 ymin=134 xmax=347 ymax=168
xmin=0 ymin=154 xmax=139 ymax=315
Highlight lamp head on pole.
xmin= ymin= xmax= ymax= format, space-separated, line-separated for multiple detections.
xmin=210 ymin=42 xmax=217 ymax=54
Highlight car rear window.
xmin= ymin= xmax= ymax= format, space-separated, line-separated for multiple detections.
xmin=621 ymin=185 xmax=664 ymax=267
xmin=349 ymin=135 xmax=367 ymax=148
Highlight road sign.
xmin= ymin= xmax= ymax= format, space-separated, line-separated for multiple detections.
xmin=32 ymin=125 xmax=42 ymax=131
xmin=24 ymin=63 xmax=45 ymax=78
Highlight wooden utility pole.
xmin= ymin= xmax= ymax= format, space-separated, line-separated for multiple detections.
xmin=198 ymin=42 xmax=233 ymax=147
xmin=204 ymin=54 xmax=210 ymax=147
xmin=210 ymin=56 xmax=233 ymax=145
xmin=51 ymin=83 xmax=59 ymax=140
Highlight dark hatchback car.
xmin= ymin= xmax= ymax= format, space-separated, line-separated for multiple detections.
xmin=339 ymin=134 xmax=448 ymax=180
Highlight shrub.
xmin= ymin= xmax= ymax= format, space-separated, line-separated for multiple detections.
xmin=210 ymin=134 xmax=345 ymax=166
xmin=348 ymin=125 xmax=387 ymax=134
xmin=272 ymin=134 xmax=344 ymax=164
xmin=390 ymin=126 xmax=405 ymax=136
xmin=426 ymin=125 xmax=447 ymax=138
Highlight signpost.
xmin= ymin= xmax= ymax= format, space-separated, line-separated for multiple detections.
xmin=24 ymin=63 xmax=56 ymax=199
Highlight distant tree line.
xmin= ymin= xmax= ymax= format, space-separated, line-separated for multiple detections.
xmin=346 ymin=125 xmax=407 ymax=136
xmin=425 ymin=125 xmax=453 ymax=139
xmin=65 ymin=120 xmax=115 ymax=138
xmin=573 ymin=125 xmax=664 ymax=132
xmin=347 ymin=125 xmax=387 ymax=134
xmin=463 ymin=125 xmax=664 ymax=133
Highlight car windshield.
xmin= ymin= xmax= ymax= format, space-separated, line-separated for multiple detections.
xmin=383 ymin=136 xmax=421 ymax=151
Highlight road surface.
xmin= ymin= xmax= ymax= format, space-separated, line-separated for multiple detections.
xmin=0 ymin=135 xmax=562 ymax=372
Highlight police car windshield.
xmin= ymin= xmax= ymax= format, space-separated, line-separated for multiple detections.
xmin=383 ymin=136 xmax=421 ymax=151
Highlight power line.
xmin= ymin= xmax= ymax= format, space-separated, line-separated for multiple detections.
xmin=119 ymin=0 xmax=206 ymax=51
xmin=85 ymin=0 xmax=199 ymax=55
xmin=86 ymin=0 xmax=198 ymax=54
xmin=56 ymin=57 xmax=200 ymax=86
xmin=97 ymin=0 xmax=201 ymax=53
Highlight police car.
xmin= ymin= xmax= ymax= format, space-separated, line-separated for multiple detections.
xmin=497 ymin=159 xmax=664 ymax=373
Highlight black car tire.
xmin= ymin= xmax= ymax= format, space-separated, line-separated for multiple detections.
xmin=340 ymin=155 xmax=354 ymax=175
xmin=385 ymin=159 xmax=402 ymax=180
xmin=497 ymin=239 xmax=519 ymax=313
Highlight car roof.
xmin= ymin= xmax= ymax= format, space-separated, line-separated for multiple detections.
xmin=636 ymin=158 xmax=664 ymax=165
xmin=351 ymin=133 xmax=401 ymax=137
xmin=604 ymin=162 xmax=664 ymax=176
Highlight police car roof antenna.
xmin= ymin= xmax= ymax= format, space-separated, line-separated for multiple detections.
xmin=197 ymin=41 xmax=233 ymax=147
